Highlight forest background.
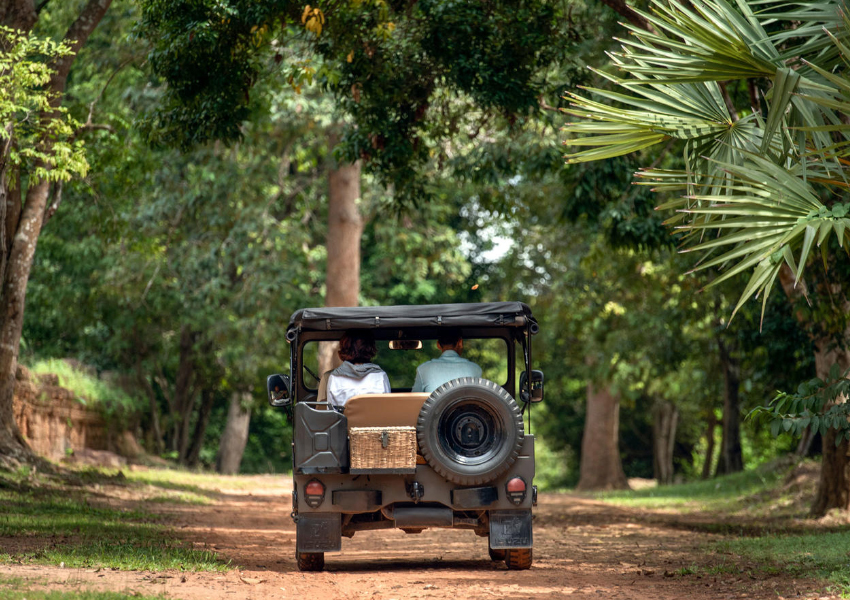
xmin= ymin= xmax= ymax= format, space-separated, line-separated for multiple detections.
xmin=1 ymin=0 xmax=848 ymax=516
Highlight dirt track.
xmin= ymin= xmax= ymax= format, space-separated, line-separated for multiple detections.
xmin=3 ymin=476 xmax=837 ymax=599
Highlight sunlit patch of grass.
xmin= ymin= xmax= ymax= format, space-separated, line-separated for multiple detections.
xmin=0 ymin=481 xmax=228 ymax=572
xmin=124 ymin=468 xmax=258 ymax=494
xmin=27 ymin=359 xmax=140 ymax=413
xmin=147 ymin=492 xmax=211 ymax=505
xmin=0 ymin=580 xmax=167 ymax=600
xmin=716 ymin=532 xmax=850 ymax=593
xmin=596 ymin=466 xmax=786 ymax=513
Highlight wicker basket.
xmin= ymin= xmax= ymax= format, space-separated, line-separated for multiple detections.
xmin=349 ymin=426 xmax=417 ymax=471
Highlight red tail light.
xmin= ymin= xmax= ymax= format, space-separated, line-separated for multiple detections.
xmin=304 ymin=479 xmax=325 ymax=507
xmin=507 ymin=477 xmax=526 ymax=493
xmin=506 ymin=477 xmax=527 ymax=505
xmin=305 ymin=480 xmax=325 ymax=496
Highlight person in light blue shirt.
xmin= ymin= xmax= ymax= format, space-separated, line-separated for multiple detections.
xmin=412 ymin=330 xmax=482 ymax=393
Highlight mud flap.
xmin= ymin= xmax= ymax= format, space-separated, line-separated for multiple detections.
xmin=489 ymin=509 xmax=532 ymax=549
xmin=296 ymin=513 xmax=342 ymax=553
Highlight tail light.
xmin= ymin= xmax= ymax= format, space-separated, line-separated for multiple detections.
xmin=506 ymin=477 xmax=527 ymax=505
xmin=304 ymin=479 xmax=325 ymax=508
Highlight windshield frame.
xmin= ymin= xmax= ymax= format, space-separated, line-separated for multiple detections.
xmin=290 ymin=326 xmax=523 ymax=401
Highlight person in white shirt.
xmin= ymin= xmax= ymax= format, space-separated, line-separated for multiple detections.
xmin=317 ymin=330 xmax=390 ymax=411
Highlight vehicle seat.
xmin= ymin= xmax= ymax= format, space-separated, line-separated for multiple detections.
xmin=345 ymin=393 xmax=430 ymax=429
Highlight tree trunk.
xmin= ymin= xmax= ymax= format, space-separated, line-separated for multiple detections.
xmin=577 ymin=382 xmax=629 ymax=490
xmin=653 ymin=400 xmax=678 ymax=485
xmin=0 ymin=0 xmax=113 ymax=464
xmin=810 ymin=338 xmax=850 ymax=516
xmin=796 ymin=426 xmax=817 ymax=458
xmin=0 ymin=178 xmax=50 ymax=464
xmin=173 ymin=325 xmax=197 ymax=462
xmin=185 ymin=387 xmax=215 ymax=468
xmin=138 ymin=360 xmax=164 ymax=455
xmin=217 ymin=392 xmax=251 ymax=475
xmin=715 ymin=336 xmax=744 ymax=476
xmin=701 ymin=412 xmax=717 ymax=480
xmin=778 ymin=264 xmax=850 ymax=515
xmin=319 ymin=136 xmax=363 ymax=375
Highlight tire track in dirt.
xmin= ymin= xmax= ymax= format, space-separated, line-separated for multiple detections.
xmin=2 ymin=476 xmax=836 ymax=599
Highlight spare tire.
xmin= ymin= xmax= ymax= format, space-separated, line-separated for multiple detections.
xmin=417 ymin=377 xmax=524 ymax=486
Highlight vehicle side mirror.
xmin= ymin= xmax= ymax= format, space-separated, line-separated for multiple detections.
xmin=519 ymin=370 xmax=544 ymax=403
xmin=267 ymin=374 xmax=291 ymax=407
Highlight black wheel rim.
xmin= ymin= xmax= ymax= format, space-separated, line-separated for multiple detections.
xmin=437 ymin=397 xmax=504 ymax=466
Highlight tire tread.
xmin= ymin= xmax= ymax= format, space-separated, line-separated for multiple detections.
xmin=417 ymin=377 xmax=524 ymax=486
xmin=505 ymin=548 xmax=532 ymax=570
xmin=296 ymin=551 xmax=324 ymax=572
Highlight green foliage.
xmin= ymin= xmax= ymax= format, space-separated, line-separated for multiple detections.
xmin=27 ymin=359 xmax=145 ymax=423
xmin=563 ymin=0 xmax=850 ymax=319
xmin=136 ymin=0 xmax=575 ymax=201
xmin=750 ymin=366 xmax=850 ymax=444
xmin=0 ymin=26 xmax=88 ymax=182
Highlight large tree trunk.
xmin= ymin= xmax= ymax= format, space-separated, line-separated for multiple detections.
xmin=653 ymin=400 xmax=679 ymax=485
xmin=0 ymin=178 xmax=49 ymax=465
xmin=715 ymin=336 xmax=744 ymax=476
xmin=577 ymin=382 xmax=629 ymax=490
xmin=779 ymin=265 xmax=850 ymax=515
xmin=0 ymin=0 xmax=113 ymax=464
xmin=216 ymin=392 xmax=251 ymax=475
xmin=318 ymin=137 xmax=362 ymax=375
xmin=810 ymin=338 xmax=850 ymax=516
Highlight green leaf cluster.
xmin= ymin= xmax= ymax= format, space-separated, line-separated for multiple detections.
xmin=562 ymin=0 xmax=850 ymax=319
xmin=750 ymin=365 xmax=850 ymax=444
xmin=0 ymin=26 xmax=88 ymax=183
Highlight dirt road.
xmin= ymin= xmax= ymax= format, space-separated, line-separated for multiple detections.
xmin=4 ymin=475 xmax=835 ymax=599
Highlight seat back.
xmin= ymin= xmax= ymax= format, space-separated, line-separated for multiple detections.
xmin=345 ymin=393 xmax=430 ymax=429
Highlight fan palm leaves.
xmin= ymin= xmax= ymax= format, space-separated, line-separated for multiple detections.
xmin=562 ymin=0 xmax=850 ymax=317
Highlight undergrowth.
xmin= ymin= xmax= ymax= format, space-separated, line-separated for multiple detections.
xmin=27 ymin=359 xmax=144 ymax=422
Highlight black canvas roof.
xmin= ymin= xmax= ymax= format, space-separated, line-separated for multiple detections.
xmin=287 ymin=302 xmax=535 ymax=334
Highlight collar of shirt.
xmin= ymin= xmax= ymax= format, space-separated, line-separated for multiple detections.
xmin=439 ymin=350 xmax=462 ymax=360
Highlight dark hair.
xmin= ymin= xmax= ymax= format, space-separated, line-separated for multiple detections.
xmin=437 ymin=330 xmax=462 ymax=349
xmin=338 ymin=330 xmax=378 ymax=363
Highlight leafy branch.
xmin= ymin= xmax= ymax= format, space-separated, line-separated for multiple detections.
xmin=749 ymin=363 xmax=850 ymax=445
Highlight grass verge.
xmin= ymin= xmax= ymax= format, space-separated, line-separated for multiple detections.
xmin=0 ymin=470 xmax=228 ymax=572
xmin=596 ymin=464 xmax=786 ymax=512
xmin=717 ymin=532 xmax=850 ymax=595
xmin=595 ymin=459 xmax=850 ymax=595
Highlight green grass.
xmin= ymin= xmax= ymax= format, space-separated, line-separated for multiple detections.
xmin=147 ymin=492 xmax=211 ymax=505
xmin=594 ymin=461 xmax=850 ymax=594
xmin=27 ymin=359 xmax=141 ymax=415
xmin=0 ymin=585 xmax=166 ymax=600
xmin=596 ymin=465 xmax=785 ymax=512
xmin=0 ymin=479 xmax=227 ymax=572
xmin=0 ymin=575 xmax=167 ymax=599
xmin=124 ymin=467 xmax=266 ymax=493
xmin=716 ymin=532 xmax=850 ymax=594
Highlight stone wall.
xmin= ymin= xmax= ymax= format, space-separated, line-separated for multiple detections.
xmin=13 ymin=365 xmax=110 ymax=461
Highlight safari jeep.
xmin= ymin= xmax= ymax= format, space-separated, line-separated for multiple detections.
xmin=266 ymin=302 xmax=543 ymax=572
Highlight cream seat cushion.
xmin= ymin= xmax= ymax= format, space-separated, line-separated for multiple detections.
xmin=345 ymin=393 xmax=430 ymax=429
